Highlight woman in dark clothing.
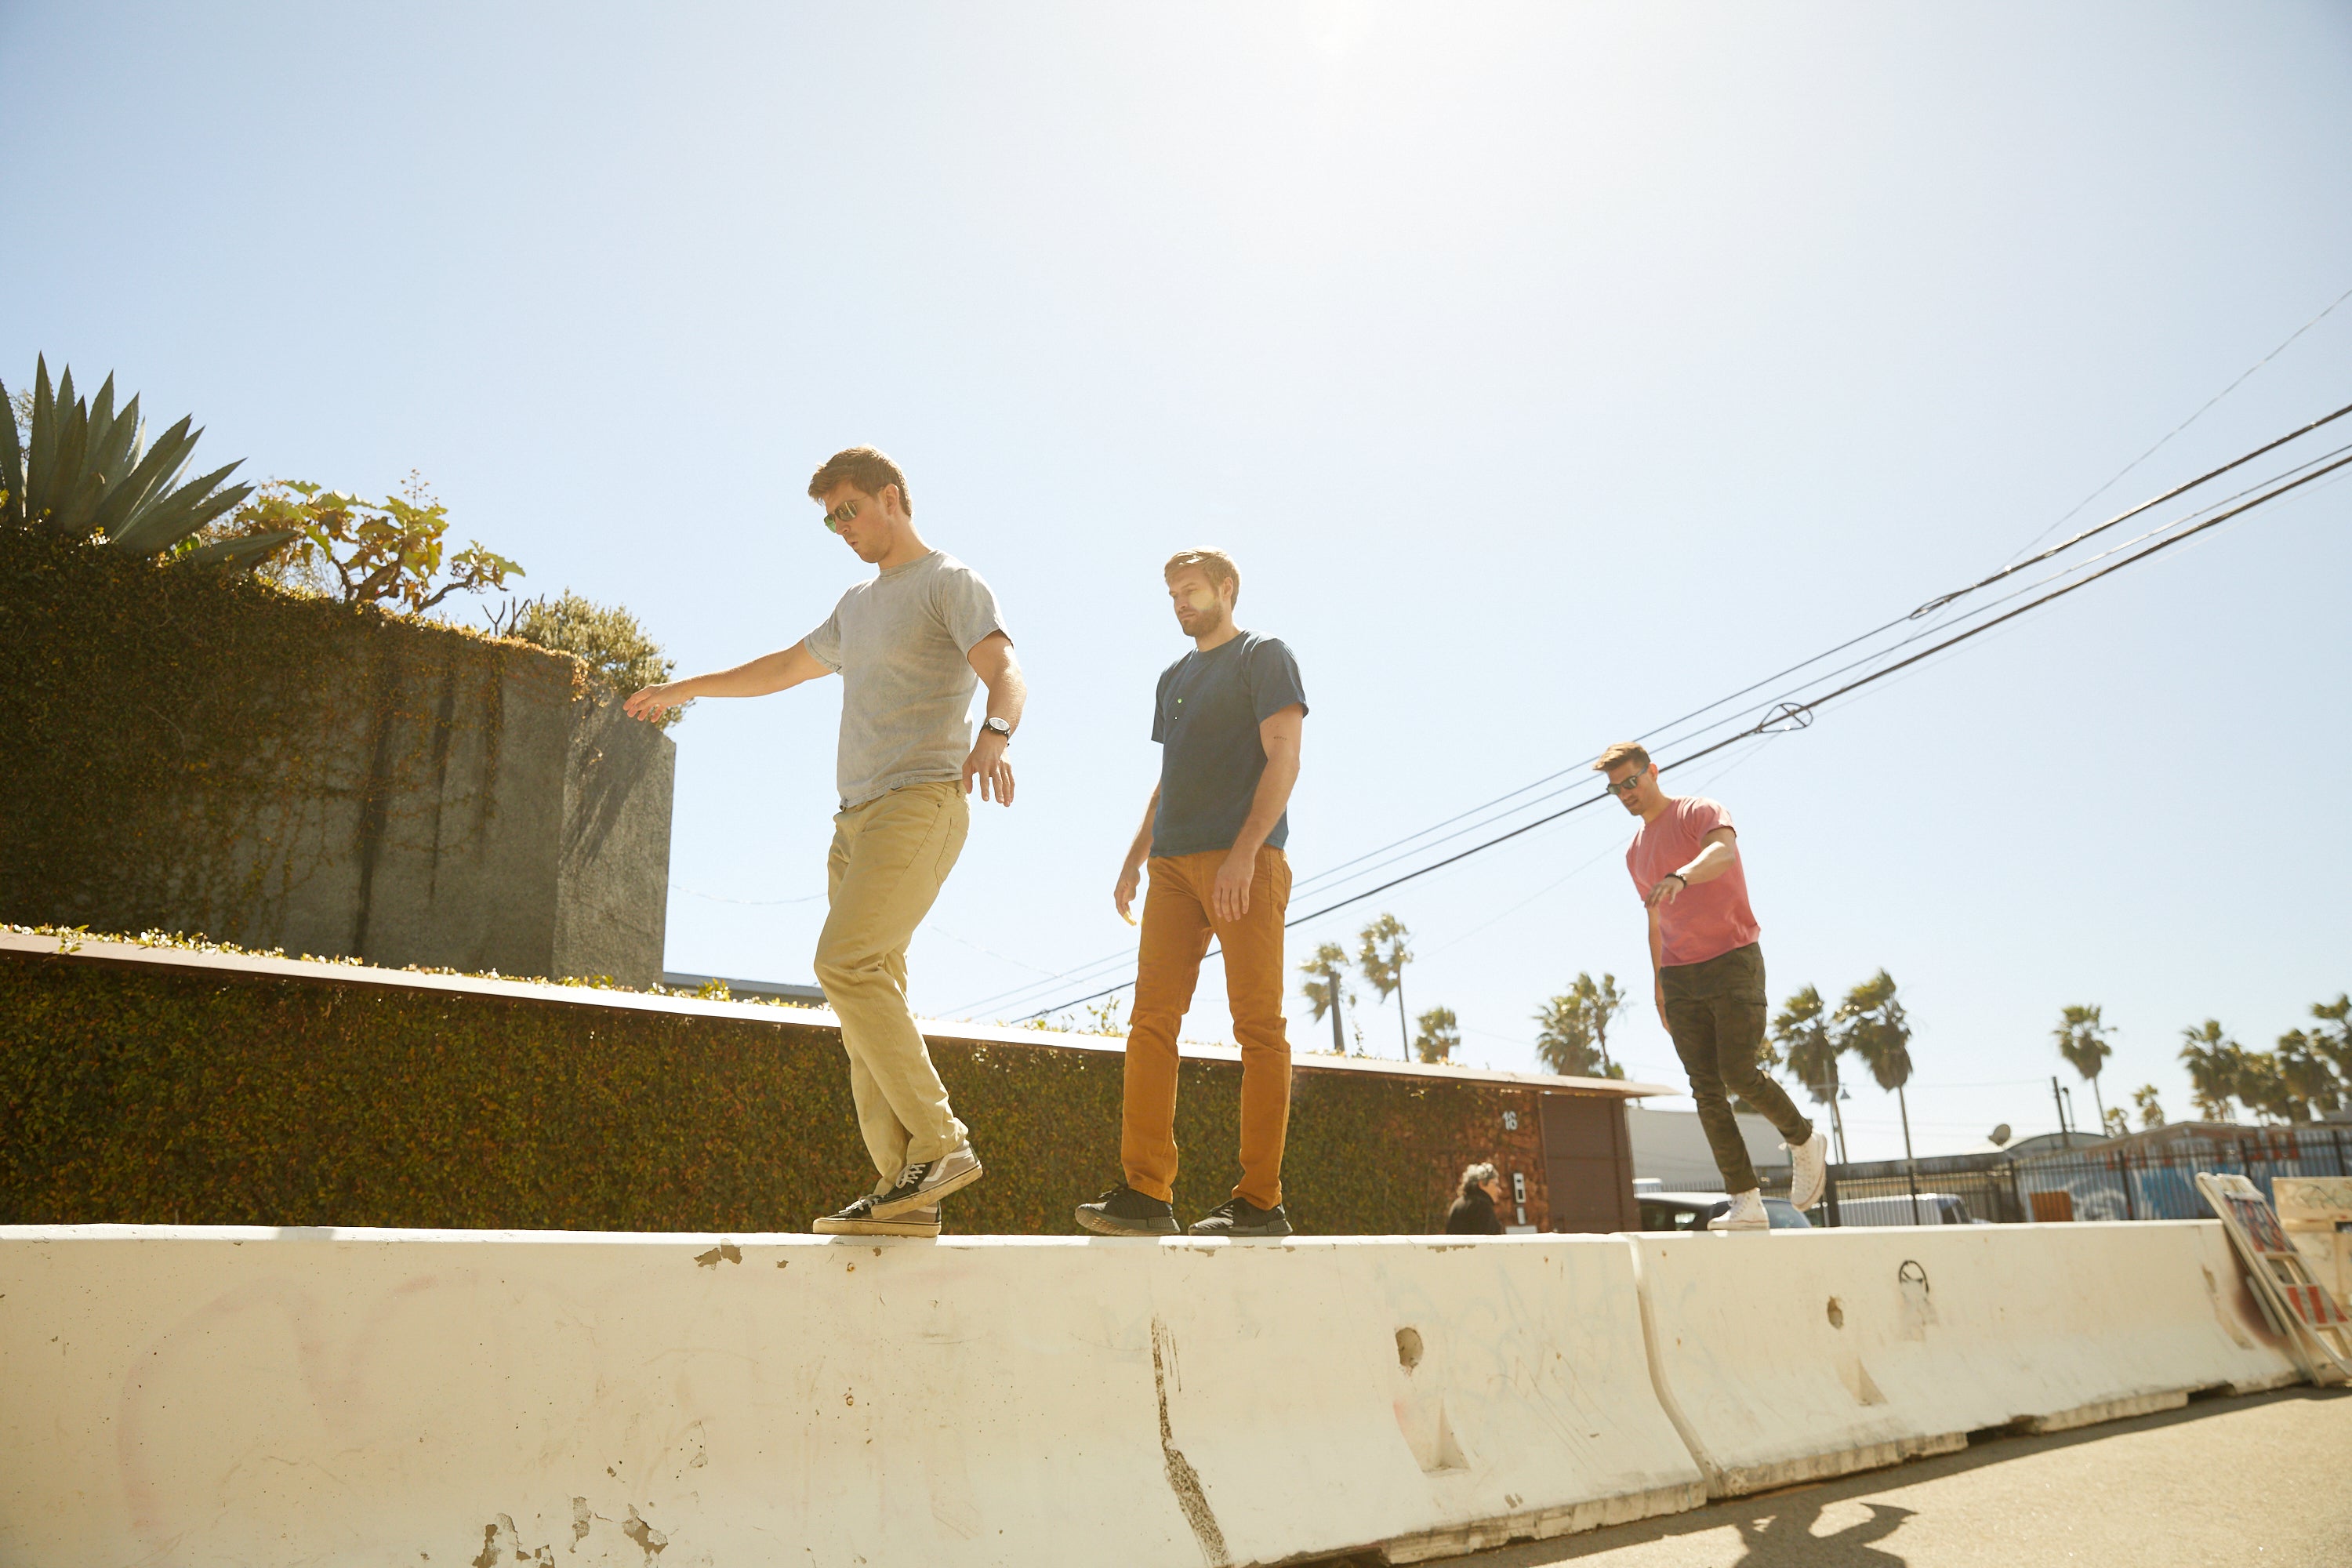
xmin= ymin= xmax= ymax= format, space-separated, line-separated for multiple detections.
xmin=1444 ymin=1161 xmax=1506 ymax=1235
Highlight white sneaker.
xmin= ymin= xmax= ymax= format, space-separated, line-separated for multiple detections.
xmin=1787 ymin=1131 xmax=1829 ymax=1211
xmin=1711 ymin=1190 xmax=1769 ymax=1231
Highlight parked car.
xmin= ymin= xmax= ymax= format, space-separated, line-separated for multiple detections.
xmin=1635 ymin=1191 xmax=1813 ymax=1232
xmin=1829 ymin=1191 xmax=1985 ymax=1226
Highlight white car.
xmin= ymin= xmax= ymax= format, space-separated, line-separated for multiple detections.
xmin=1829 ymin=1191 xmax=1987 ymax=1226
xmin=1635 ymin=1191 xmax=1814 ymax=1232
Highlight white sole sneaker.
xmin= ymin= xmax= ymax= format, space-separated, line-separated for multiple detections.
xmin=1788 ymin=1131 xmax=1830 ymax=1211
xmin=1711 ymin=1191 xmax=1769 ymax=1231
xmin=814 ymin=1203 xmax=941 ymax=1238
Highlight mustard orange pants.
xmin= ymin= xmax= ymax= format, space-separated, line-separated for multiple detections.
xmin=1122 ymin=845 xmax=1293 ymax=1210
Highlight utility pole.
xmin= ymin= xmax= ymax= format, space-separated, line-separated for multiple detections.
xmin=1396 ymin=969 xmax=1410 ymax=1061
xmin=1899 ymin=1083 xmax=1921 ymax=1225
xmin=2051 ymin=1075 xmax=2072 ymax=1148
xmin=1817 ymin=1077 xmax=1849 ymax=1165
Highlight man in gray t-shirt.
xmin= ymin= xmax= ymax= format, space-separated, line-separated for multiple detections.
xmin=626 ymin=446 xmax=1025 ymax=1239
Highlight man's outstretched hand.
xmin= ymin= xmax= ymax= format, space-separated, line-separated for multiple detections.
xmin=623 ymin=682 xmax=686 ymax=724
xmin=963 ymin=731 xmax=1014 ymax=805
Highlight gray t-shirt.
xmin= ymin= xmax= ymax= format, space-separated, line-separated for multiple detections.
xmin=804 ymin=550 xmax=1008 ymax=809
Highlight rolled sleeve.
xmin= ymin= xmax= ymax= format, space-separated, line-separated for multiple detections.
xmin=1246 ymin=639 xmax=1308 ymax=723
xmin=933 ymin=563 xmax=1010 ymax=655
xmin=804 ymin=610 xmax=844 ymax=673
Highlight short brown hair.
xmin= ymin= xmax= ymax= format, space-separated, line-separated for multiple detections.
xmin=1593 ymin=741 xmax=1652 ymax=775
xmin=808 ymin=447 xmax=912 ymax=516
xmin=1163 ymin=548 xmax=1240 ymax=604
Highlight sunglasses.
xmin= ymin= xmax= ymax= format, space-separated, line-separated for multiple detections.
xmin=1603 ymin=768 xmax=1650 ymax=798
xmin=821 ymin=497 xmax=860 ymax=534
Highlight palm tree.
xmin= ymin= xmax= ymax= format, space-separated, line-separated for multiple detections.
xmin=1773 ymin=984 xmax=1847 ymax=1162
xmin=2300 ymin=994 xmax=2351 ymax=1086
xmin=2053 ymin=1004 xmax=2114 ymax=1139
xmin=1531 ymin=985 xmax=1625 ymax=1079
xmin=1836 ymin=969 xmax=1918 ymax=1220
xmin=2276 ymin=1028 xmax=2346 ymax=1120
xmin=2178 ymin=1021 xmax=2240 ymax=1122
xmin=1570 ymin=972 xmax=1628 ymax=1077
xmin=1356 ymin=914 xmax=1414 ymax=1060
xmin=1296 ymin=942 xmax=1352 ymax=1055
xmin=1414 ymin=1006 xmax=1461 ymax=1065
xmin=2130 ymin=1083 xmax=2165 ymax=1130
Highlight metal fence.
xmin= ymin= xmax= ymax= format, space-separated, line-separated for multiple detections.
xmin=1812 ymin=1125 xmax=2352 ymax=1225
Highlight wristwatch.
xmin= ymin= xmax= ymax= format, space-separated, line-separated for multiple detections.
xmin=981 ymin=717 xmax=1012 ymax=741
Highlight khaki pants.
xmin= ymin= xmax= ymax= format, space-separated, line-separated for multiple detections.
xmin=1123 ymin=846 xmax=1293 ymax=1210
xmin=814 ymin=781 xmax=970 ymax=1182
xmin=1661 ymin=942 xmax=1813 ymax=1193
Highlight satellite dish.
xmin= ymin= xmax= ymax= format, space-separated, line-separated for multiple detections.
xmin=1988 ymin=1123 xmax=2013 ymax=1147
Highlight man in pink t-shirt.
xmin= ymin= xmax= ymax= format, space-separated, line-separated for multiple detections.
xmin=1598 ymin=741 xmax=1828 ymax=1230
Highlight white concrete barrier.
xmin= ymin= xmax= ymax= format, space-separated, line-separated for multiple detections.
xmin=0 ymin=1227 xmax=1700 ymax=1568
xmin=1628 ymin=1219 xmax=2303 ymax=1497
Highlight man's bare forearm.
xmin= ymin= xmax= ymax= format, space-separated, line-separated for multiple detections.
xmin=1123 ymin=788 xmax=1160 ymax=873
xmin=1229 ymin=748 xmax=1300 ymax=859
xmin=967 ymin=634 xmax=1027 ymax=731
xmin=1672 ymin=837 xmax=1738 ymax=887
xmin=675 ymin=643 xmax=830 ymax=700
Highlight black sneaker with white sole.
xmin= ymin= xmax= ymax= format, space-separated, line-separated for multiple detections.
xmin=1076 ymin=1184 xmax=1179 ymax=1236
xmin=813 ymin=1196 xmax=942 ymax=1237
xmin=1189 ymin=1196 xmax=1292 ymax=1238
xmin=867 ymin=1144 xmax=984 ymax=1220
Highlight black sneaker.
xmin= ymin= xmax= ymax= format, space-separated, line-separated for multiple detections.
xmin=868 ymin=1144 xmax=984 ymax=1220
xmin=813 ymin=1196 xmax=942 ymax=1237
xmin=1076 ymin=1184 xmax=1179 ymax=1236
xmin=1189 ymin=1196 xmax=1292 ymax=1238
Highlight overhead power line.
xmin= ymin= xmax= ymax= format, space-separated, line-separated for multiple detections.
xmin=2004 ymin=280 xmax=2352 ymax=563
xmin=1000 ymin=405 xmax=2349 ymax=1024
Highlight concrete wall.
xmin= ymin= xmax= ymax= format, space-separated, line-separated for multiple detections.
xmin=0 ymin=1220 xmax=2303 ymax=1567
xmin=0 ymin=1228 xmax=1701 ymax=1568
xmin=220 ymin=635 xmax=673 ymax=986
xmin=3 ymin=599 xmax=673 ymax=986
xmin=1631 ymin=1220 xmax=2302 ymax=1497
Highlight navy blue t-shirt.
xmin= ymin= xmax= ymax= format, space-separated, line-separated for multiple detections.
xmin=1150 ymin=632 xmax=1308 ymax=858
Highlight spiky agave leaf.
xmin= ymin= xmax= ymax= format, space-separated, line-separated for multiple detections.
xmin=86 ymin=413 xmax=196 ymax=541
xmin=49 ymin=405 xmax=117 ymax=538
xmin=0 ymin=368 xmax=23 ymax=526
xmin=179 ymin=527 xmax=301 ymax=571
xmin=106 ymin=458 xmax=252 ymax=555
xmin=9 ymin=357 xmax=255 ymax=556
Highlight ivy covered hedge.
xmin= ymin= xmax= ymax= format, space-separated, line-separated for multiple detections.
xmin=0 ymin=950 xmax=1552 ymax=1235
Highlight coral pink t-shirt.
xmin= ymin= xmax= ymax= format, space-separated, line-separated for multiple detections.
xmin=1626 ymin=796 xmax=1762 ymax=967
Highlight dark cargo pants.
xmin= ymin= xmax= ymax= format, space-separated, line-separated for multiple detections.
xmin=1661 ymin=942 xmax=1814 ymax=1193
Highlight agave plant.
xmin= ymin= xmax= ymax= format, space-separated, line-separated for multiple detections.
xmin=0 ymin=355 xmax=295 ymax=568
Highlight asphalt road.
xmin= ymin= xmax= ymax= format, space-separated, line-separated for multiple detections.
xmin=1412 ymin=1385 xmax=2351 ymax=1568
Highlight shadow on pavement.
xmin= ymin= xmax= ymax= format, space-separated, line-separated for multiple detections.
xmin=1330 ymin=1384 xmax=2349 ymax=1568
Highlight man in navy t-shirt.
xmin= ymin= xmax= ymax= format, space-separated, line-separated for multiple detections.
xmin=1077 ymin=549 xmax=1308 ymax=1239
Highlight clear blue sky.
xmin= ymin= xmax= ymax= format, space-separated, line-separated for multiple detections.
xmin=8 ymin=3 xmax=2350 ymax=1160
